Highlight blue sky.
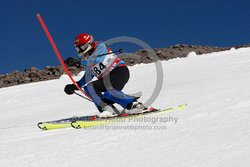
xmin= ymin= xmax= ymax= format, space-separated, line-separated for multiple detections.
xmin=1 ymin=0 xmax=250 ymax=74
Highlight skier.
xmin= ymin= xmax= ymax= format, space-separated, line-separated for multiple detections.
xmin=64 ymin=33 xmax=146 ymax=117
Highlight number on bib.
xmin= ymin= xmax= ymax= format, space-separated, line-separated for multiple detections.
xmin=92 ymin=62 xmax=106 ymax=77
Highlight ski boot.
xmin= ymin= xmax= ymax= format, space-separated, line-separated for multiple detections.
xmin=97 ymin=105 xmax=119 ymax=118
xmin=125 ymin=101 xmax=147 ymax=114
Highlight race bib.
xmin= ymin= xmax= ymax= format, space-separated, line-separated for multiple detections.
xmin=91 ymin=54 xmax=118 ymax=78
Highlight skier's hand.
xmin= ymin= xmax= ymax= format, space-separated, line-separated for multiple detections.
xmin=64 ymin=84 xmax=77 ymax=95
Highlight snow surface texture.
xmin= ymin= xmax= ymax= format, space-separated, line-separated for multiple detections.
xmin=0 ymin=48 xmax=250 ymax=167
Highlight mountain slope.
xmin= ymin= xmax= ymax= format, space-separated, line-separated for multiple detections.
xmin=0 ymin=48 xmax=250 ymax=167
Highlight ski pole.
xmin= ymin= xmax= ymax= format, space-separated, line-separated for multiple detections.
xmin=74 ymin=92 xmax=92 ymax=102
xmin=78 ymin=49 xmax=124 ymax=61
xmin=97 ymin=49 xmax=124 ymax=57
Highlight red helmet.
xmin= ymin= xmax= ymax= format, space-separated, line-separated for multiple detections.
xmin=74 ymin=33 xmax=95 ymax=57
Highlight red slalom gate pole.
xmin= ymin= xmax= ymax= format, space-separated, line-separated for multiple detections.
xmin=36 ymin=13 xmax=92 ymax=102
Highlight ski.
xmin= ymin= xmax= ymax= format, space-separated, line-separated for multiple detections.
xmin=71 ymin=104 xmax=187 ymax=129
xmin=38 ymin=104 xmax=187 ymax=130
xmin=37 ymin=115 xmax=98 ymax=130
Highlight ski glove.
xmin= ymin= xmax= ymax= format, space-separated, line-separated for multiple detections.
xmin=64 ymin=84 xmax=78 ymax=95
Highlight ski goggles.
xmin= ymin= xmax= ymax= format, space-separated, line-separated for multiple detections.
xmin=75 ymin=43 xmax=92 ymax=55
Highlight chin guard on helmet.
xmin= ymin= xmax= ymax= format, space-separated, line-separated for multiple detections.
xmin=76 ymin=43 xmax=92 ymax=57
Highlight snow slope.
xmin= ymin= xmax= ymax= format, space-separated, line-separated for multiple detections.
xmin=0 ymin=48 xmax=250 ymax=167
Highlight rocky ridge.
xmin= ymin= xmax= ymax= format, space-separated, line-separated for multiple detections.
xmin=0 ymin=44 xmax=248 ymax=88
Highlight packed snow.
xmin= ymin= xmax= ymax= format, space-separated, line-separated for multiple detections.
xmin=0 ymin=47 xmax=250 ymax=167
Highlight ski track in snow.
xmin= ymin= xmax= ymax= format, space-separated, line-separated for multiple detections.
xmin=0 ymin=48 xmax=250 ymax=167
